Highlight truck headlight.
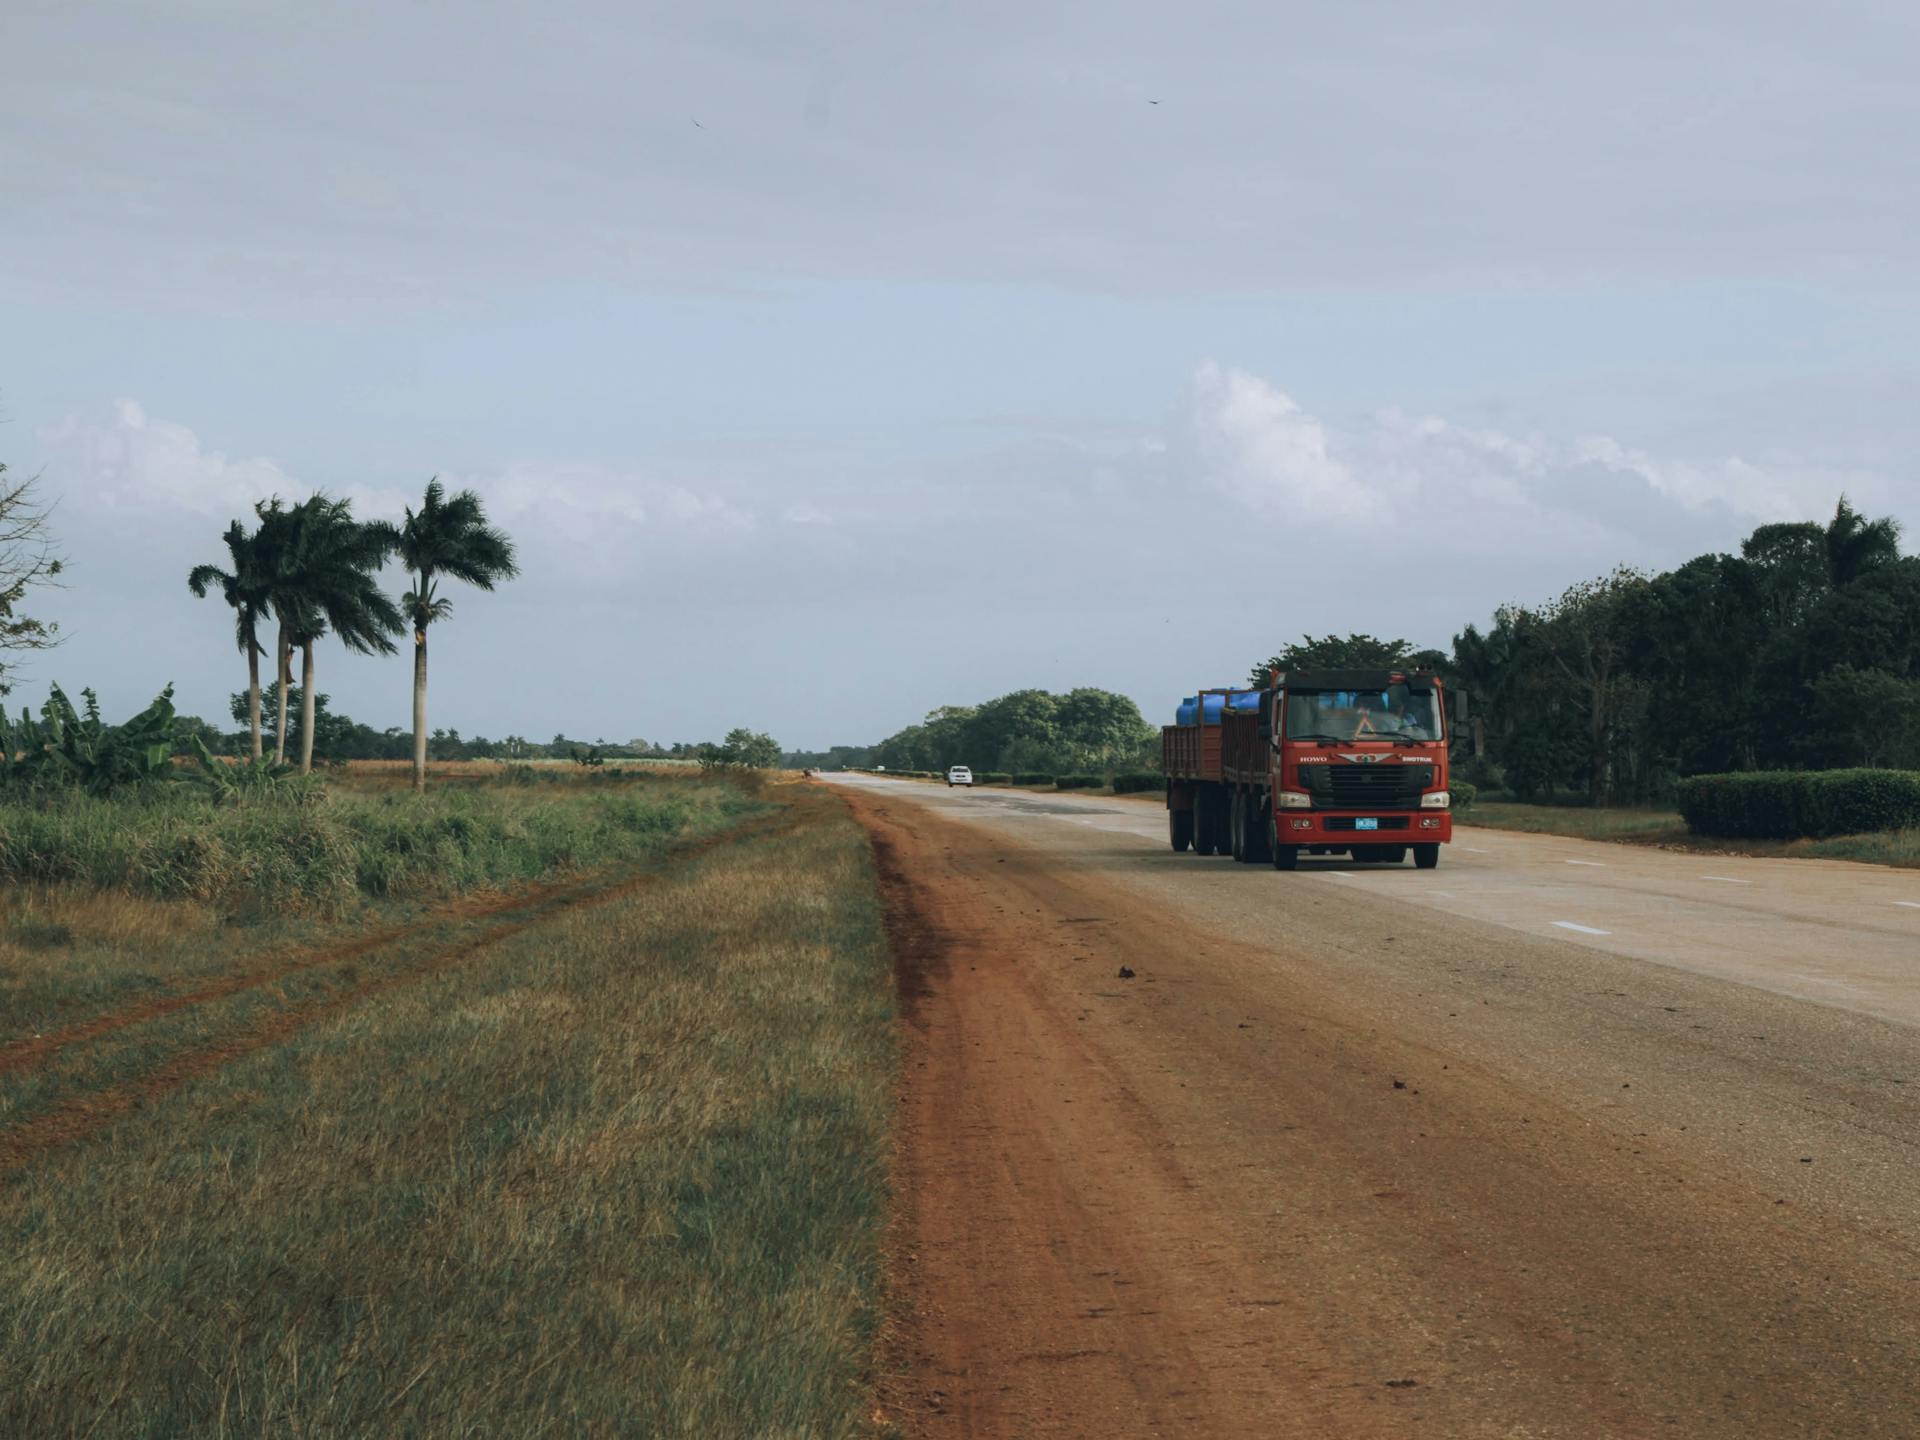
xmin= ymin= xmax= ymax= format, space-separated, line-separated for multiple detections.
xmin=1420 ymin=791 xmax=1451 ymax=809
xmin=1278 ymin=791 xmax=1311 ymax=810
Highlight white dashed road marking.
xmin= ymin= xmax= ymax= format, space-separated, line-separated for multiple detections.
xmin=1703 ymin=876 xmax=1752 ymax=884
xmin=1552 ymin=921 xmax=1612 ymax=936
xmin=1897 ymin=901 xmax=1920 ymax=910
xmin=1565 ymin=860 xmax=1606 ymax=867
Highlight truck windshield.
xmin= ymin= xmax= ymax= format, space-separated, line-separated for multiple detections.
xmin=1285 ymin=685 xmax=1441 ymax=742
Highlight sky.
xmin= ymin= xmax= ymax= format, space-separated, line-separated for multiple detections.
xmin=5 ymin=0 xmax=1920 ymax=748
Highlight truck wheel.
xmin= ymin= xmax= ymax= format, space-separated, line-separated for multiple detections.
xmin=1193 ymin=791 xmax=1217 ymax=856
xmin=1229 ymin=792 xmax=1246 ymax=862
xmin=1413 ymin=844 xmax=1440 ymax=869
xmin=1267 ymin=815 xmax=1296 ymax=869
xmin=1169 ymin=809 xmax=1193 ymax=852
xmin=1246 ymin=798 xmax=1271 ymax=863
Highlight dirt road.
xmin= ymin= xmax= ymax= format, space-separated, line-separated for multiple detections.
xmin=839 ymin=777 xmax=1920 ymax=1439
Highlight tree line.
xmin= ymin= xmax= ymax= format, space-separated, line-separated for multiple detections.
xmin=865 ymin=688 xmax=1158 ymax=776
xmin=1255 ymin=497 xmax=1917 ymax=806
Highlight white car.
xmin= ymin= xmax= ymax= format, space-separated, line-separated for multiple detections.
xmin=947 ymin=766 xmax=973 ymax=787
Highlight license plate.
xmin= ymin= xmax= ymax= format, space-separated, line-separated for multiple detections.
xmin=1355 ymin=818 xmax=1379 ymax=831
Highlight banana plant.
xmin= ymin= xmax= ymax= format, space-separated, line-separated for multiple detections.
xmin=0 ymin=684 xmax=178 ymax=793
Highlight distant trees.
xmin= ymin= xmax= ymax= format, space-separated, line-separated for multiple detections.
xmin=699 ymin=728 xmax=783 ymax=771
xmin=1447 ymin=494 xmax=1920 ymax=802
xmin=871 ymin=688 xmax=1155 ymax=775
xmin=0 ymin=463 xmax=65 ymax=696
xmin=1247 ymin=634 xmax=1448 ymax=686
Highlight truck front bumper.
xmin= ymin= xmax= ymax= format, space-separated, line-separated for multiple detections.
xmin=1273 ymin=812 xmax=1453 ymax=844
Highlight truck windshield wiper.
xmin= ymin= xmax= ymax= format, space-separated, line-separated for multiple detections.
xmin=1287 ymin=732 xmax=1348 ymax=746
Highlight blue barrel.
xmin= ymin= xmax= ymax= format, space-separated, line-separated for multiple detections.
xmin=1196 ymin=690 xmax=1262 ymax=724
xmin=1175 ymin=696 xmax=1199 ymax=726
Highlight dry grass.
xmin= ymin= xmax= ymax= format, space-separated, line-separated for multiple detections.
xmin=0 ymin=781 xmax=894 ymax=1436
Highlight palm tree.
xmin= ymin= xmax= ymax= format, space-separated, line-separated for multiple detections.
xmin=397 ymin=479 xmax=518 ymax=791
xmin=188 ymin=519 xmax=272 ymax=759
xmin=267 ymin=496 xmax=404 ymax=774
xmin=250 ymin=498 xmax=304 ymax=764
xmin=1824 ymin=495 xmax=1903 ymax=587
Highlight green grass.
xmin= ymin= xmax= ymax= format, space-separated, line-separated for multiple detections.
xmin=1460 ymin=801 xmax=1688 ymax=843
xmin=0 ymin=781 xmax=895 ymax=1436
xmin=0 ymin=770 xmax=753 ymax=915
xmin=1461 ymin=800 xmax=1920 ymax=869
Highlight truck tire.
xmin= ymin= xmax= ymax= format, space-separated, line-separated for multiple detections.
xmin=1246 ymin=797 xmax=1271 ymax=863
xmin=1193 ymin=790 xmax=1218 ymax=856
xmin=1268 ymin=815 xmax=1297 ymax=870
xmin=1413 ymin=843 xmax=1440 ymax=869
xmin=1229 ymin=792 xmax=1247 ymax=862
xmin=1169 ymin=809 xmax=1193 ymax=852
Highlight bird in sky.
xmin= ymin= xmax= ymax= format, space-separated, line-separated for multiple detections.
xmin=692 ymin=118 xmax=704 ymax=128
xmin=1147 ymin=99 xmax=1160 ymax=105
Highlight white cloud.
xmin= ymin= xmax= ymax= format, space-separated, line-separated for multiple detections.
xmin=35 ymin=406 xmax=758 ymax=565
xmin=1181 ymin=364 xmax=1887 ymax=544
xmin=36 ymin=399 xmax=302 ymax=515
xmin=1567 ymin=434 xmax=1867 ymax=524
xmin=1187 ymin=363 xmax=1378 ymax=521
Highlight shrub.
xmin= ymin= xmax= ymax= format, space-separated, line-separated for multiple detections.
xmin=1054 ymin=775 xmax=1103 ymax=790
xmin=975 ymin=772 xmax=1012 ymax=785
xmin=1677 ymin=768 xmax=1920 ymax=839
xmin=1448 ymin=780 xmax=1477 ymax=810
xmin=1110 ymin=772 xmax=1163 ymax=794
xmin=1011 ymin=773 xmax=1054 ymax=786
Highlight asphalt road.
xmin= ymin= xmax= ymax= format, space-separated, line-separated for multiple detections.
xmin=859 ymin=778 xmax=1920 ymax=1029
xmin=836 ymin=775 xmax=1920 ymax=1439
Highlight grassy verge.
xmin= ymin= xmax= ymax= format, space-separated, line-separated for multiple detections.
xmin=0 ymin=778 xmax=895 ymax=1436
xmin=1459 ymin=801 xmax=1689 ymax=844
xmin=0 ymin=769 xmax=748 ymax=914
xmin=1460 ymin=801 xmax=1920 ymax=869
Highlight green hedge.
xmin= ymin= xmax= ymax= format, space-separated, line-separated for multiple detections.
xmin=975 ymin=772 xmax=1012 ymax=785
xmin=1054 ymin=775 xmax=1103 ymax=790
xmin=1110 ymin=772 xmax=1164 ymax=794
xmin=1677 ymin=768 xmax=1920 ymax=839
xmin=1011 ymin=773 xmax=1054 ymax=786
xmin=1449 ymin=780 xmax=1477 ymax=810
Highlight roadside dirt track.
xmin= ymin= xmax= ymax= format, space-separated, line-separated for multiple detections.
xmin=843 ymin=781 xmax=1920 ymax=1439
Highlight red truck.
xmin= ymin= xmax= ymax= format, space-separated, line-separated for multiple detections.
xmin=1163 ymin=670 xmax=1466 ymax=870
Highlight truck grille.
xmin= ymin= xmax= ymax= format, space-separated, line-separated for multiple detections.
xmin=1307 ymin=764 xmax=1433 ymax=810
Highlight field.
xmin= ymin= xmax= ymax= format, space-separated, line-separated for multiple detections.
xmin=0 ymin=770 xmax=895 ymax=1436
